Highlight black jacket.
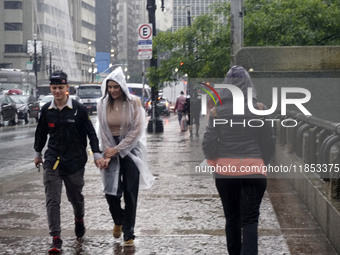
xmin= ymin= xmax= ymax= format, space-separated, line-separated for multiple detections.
xmin=34 ymin=99 xmax=101 ymax=174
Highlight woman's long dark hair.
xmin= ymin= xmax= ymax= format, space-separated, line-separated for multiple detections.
xmin=104 ymin=79 xmax=127 ymax=110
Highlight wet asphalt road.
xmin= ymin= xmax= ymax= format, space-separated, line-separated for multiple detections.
xmin=0 ymin=120 xmax=38 ymax=183
xmin=0 ymin=115 xmax=98 ymax=183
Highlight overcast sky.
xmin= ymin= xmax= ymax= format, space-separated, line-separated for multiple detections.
xmin=156 ymin=0 xmax=173 ymax=31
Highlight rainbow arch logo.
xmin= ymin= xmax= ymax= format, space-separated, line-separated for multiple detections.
xmin=197 ymin=82 xmax=223 ymax=106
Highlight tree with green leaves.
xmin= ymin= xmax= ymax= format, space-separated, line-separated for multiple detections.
xmin=147 ymin=0 xmax=340 ymax=87
xmin=147 ymin=2 xmax=231 ymax=88
xmin=244 ymin=0 xmax=340 ymax=46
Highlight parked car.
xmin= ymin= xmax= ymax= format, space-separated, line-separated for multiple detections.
xmin=77 ymin=84 xmax=102 ymax=114
xmin=147 ymin=97 xmax=171 ymax=116
xmin=9 ymin=95 xmax=40 ymax=123
xmin=158 ymin=97 xmax=171 ymax=116
xmin=69 ymin=94 xmax=81 ymax=102
xmin=6 ymin=89 xmax=23 ymax=95
xmin=0 ymin=94 xmax=18 ymax=126
xmin=39 ymin=95 xmax=54 ymax=109
xmin=127 ymin=83 xmax=151 ymax=105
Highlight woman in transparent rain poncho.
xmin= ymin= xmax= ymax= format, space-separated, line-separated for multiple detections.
xmin=96 ymin=67 xmax=155 ymax=246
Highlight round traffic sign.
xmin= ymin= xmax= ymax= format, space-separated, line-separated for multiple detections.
xmin=139 ymin=24 xmax=152 ymax=40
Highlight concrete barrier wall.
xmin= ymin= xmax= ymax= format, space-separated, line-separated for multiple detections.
xmin=235 ymin=46 xmax=340 ymax=253
xmin=235 ymin=46 xmax=340 ymax=72
xmin=274 ymin=145 xmax=340 ymax=254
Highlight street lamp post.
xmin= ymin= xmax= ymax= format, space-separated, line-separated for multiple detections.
xmin=33 ymin=34 xmax=38 ymax=96
xmin=96 ymin=63 xmax=128 ymax=83
xmin=186 ymin=5 xmax=191 ymax=26
xmin=49 ymin=50 xmax=52 ymax=77
xmin=91 ymin=58 xmax=95 ymax=83
xmin=99 ymin=63 xmax=127 ymax=75
xmin=147 ymin=0 xmax=164 ymax=133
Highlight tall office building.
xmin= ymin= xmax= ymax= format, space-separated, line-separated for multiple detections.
xmin=0 ymin=0 xmax=96 ymax=82
xmin=115 ymin=0 xmax=148 ymax=82
xmin=172 ymin=0 xmax=227 ymax=31
xmin=95 ymin=0 xmax=117 ymax=75
xmin=95 ymin=0 xmax=149 ymax=82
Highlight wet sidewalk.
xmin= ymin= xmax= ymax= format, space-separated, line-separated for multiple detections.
xmin=0 ymin=114 xmax=337 ymax=254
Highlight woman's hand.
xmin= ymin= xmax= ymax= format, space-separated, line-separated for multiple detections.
xmin=105 ymin=147 xmax=118 ymax=158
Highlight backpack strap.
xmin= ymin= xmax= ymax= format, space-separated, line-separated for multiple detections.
xmin=210 ymin=107 xmax=218 ymax=118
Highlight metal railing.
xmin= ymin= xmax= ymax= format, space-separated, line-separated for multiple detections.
xmin=275 ymin=111 xmax=340 ymax=199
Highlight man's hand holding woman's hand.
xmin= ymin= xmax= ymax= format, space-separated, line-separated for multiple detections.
xmin=95 ymin=157 xmax=109 ymax=169
xmin=95 ymin=147 xmax=119 ymax=170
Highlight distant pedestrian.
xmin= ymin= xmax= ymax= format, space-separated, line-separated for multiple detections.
xmin=33 ymin=71 xmax=105 ymax=253
xmin=202 ymin=65 xmax=275 ymax=255
xmin=174 ymin=91 xmax=187 ymax=128
xmin=97 ymin=67 xmax=155 ymax=247
xmin=185 ymin=89 xmax=201 ymax=137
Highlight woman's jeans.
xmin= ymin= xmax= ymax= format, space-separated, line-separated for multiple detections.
xmin=105 ymin=154 xmax=140 ymax=241
xmin=215 ymin=175 xmax=267 ymax=255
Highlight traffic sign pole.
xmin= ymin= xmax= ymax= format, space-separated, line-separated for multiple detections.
xmin=146 ymin=0 xmax=163 ymax=133
xmin=138 ymin=23 xmax=153 ymax=60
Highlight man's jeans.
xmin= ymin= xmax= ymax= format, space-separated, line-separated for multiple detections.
xmin=43 ymin=167 xmax=85 ymax=237
xmin=215 ymin=175 xmax=267 ymax=255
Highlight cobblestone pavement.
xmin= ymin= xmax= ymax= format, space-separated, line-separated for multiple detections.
xmin=0 ymin=114 xmax=334 ymax=254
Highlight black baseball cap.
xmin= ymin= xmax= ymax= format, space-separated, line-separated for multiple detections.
xmin=50 ymin=70 xmax=68 ymax=85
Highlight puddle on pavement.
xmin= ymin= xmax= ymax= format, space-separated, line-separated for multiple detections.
xmin=0 ymin=211 xmax=39 ymax=220
xmin=174 ymin=229 xmax=225 ymax=236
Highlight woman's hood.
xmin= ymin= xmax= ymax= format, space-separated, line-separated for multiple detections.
xmin=101 ymin=67 xmax=131 ymax=100
xmin=219 ymin=65 xmax=257 ymax=101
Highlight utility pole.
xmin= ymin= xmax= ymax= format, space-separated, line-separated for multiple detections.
xmin=49 ymin=51 xmax=52 ymax=77
xmin=33 ymin=34 xmax=38 ymax=96
xmin=90 ymin=57 xmax=95 ymax=83
xmin=186 ymin=5 xmax=191 ymax=26
xmin=147 ymin=0 xmax=163 ymax=133
xmin=230 ymin=0 xmax=244 ymax=66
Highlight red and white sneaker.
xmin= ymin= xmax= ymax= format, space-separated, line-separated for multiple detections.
xmin=48 ymin=236 xmax=62 ymax=253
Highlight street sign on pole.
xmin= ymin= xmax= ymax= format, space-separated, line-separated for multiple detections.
xmin=138 ymin=23 xmax=153 ymax=60
xmin=26 ymin=62 xmax=33 ymax=71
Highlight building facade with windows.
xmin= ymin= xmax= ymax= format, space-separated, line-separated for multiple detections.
xmin=172 ymin=0 xmax=227 ymax=31
xmin=115 ymin=0 xmax=148 ymax=82
xmin=0 ymin=0 xmax=96 ymax=83
xmin=0 ymin=0 xmax=151 ymax=84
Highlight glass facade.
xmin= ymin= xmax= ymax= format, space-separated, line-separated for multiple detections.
xmin=172 ymin=0 xmax=228 ymax=31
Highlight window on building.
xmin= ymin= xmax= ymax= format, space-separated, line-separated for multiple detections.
xmin=81 ymin=1 xmax=95 ymax=12
xmin=4 ymin=1 xmax=22 ymax=9
xmin=0 ymin=63 xmax=13 ymax=68
xmin=4 ymin=23 xmax=22 ymax=31
xmin=82 ymin=20 xmax=95 ymax=31
xmin=5 ymin=44 xmax=24 ymax=53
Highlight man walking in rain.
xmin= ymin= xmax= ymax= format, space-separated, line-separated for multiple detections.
xmin=33 ymin=71 xmax=104 ymax=253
